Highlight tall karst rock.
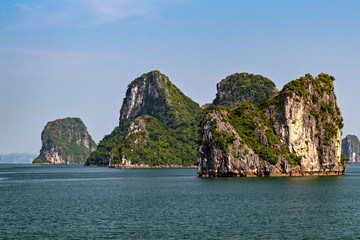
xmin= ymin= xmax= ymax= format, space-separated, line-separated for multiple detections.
xmin=33 ymin=117 xmax=97 ymax=164
xmin=342 ymin=135 xmax=360 ymax=164
xmin=198 ymin=73 xmax=346 ymax=177
xmin=86 ymin=70 xmax=201 ymax=167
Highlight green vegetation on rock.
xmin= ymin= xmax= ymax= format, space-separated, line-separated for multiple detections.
xmin=86 ymin=71 xmax=201 ymax=166
xmin=228 ymin=103 xmax=299 ymax=166
xmin=120 ymin=115 xmax=199 ymax=166
xmin=213 ymin=72 xmax=277 ymax=107
xmin=85 ymin=126 xmax=124 ymax=166
xmin=32 ymin=155 xmax=51 ymax=164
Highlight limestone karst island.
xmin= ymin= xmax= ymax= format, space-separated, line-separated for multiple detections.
xmin=198 ymin=73 xmax=346 ymax=177
xmin=33 ymin=117 xmax=97 ymax=165
xmin=342 ymin=134 xmax=360 ymax=164
xmin=33 ymin=70 xmax=347 ymax=177
xmin=86 ymin=70 xmax=201 ymax=168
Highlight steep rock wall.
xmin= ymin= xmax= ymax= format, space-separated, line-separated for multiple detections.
xmin=120 ymin=71 xmax=171 ymax=124
xmin=198 ymin=73 xmax=346 ymax=177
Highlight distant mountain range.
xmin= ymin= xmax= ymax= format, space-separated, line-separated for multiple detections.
xmin=0 ymin=153 xmax=37 ymax=164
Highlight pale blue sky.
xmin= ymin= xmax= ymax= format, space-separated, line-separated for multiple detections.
xmin=0 ymin=0 xmax=359 ymax=154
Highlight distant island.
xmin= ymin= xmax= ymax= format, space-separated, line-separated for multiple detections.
xmin=0 ymin=153 xmax=37 ymax=164
xmin=33 ymin=117 xmax=96 ymax=165
xmin=342 ymin=135 xmax=360 ymax=164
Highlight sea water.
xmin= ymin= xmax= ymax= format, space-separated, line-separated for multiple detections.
xmin=1 ymin=164 xmax=360 ymax=239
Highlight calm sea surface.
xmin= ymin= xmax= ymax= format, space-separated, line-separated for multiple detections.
xmin=1 ymin=164 xmax=360 ymax=239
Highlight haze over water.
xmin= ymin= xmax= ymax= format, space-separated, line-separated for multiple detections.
xmin=0 ymin=164 xmax=359 ymax=239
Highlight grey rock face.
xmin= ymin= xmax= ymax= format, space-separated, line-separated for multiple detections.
xmin=265 ymin=81 xmax=342 ymax=173
xmin=197 ymin=110 xmax=292 ymax=177
xmin=119 ymin=70 xmax=171 ymax=124
xmin=198 ymin=73 xmax=346 ymax=177
xmin=342 ymin=135 xmax=360 ymax=163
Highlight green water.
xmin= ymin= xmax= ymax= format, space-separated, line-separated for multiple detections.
xmin=1 ymin=164 xmax=360 ymax=239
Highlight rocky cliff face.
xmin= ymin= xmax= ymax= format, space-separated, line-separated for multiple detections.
xmin=198 ymin=73 xmax=346 ymax=177
xmin=342 ymin=135 xmax=360 ymax=164
xmin=86 ymin=70 xmax=201 ymax=167
xmin=119 ymin=71 xmax=171 ymax=124
xmin=33 ymin=117 xmax=96 ymax=165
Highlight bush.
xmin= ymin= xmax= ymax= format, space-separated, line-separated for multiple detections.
xmin=289 ymin=153 xmax=302 ymax=165
xmin=312 ymin=94 xmax=319 ymax=104
xmin=215 ymin=136 xmax=229 ymax=154
xmin=324 ymin=123 xmax=338 ymax=146
xmin=260 ymin=148 xmax=278 ymax=165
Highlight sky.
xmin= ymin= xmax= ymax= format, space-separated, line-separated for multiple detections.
xmin=0 ymin=0 xmax=359 ymax=154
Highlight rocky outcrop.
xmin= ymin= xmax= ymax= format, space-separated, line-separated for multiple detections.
xmin=120 ymin=71 xmax=172 ymax=124
xmin=33 ymin=117 xmax=96 ymax=165
xmin=113 ymin=116 xmax=149 ymax=166
xmin=198 ymin=109 xmax=293 ymax=177
xmin=198 ymin=73 xmax=346 ymax=177
xmin=213 ymin=72 xmax=277 ymax=107
xmin=86 ymin=70 xmax=201 ymax=167
xmin=342 ymin=135 xmax=360 ymax=164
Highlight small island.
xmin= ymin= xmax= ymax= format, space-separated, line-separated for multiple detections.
xmin=342 ymin=135 xmax=360 ymax=164
xmin=198 ymin=73 xmax=346 ymax=177
xmin=33 ymin=117 xmax=96 ymax=165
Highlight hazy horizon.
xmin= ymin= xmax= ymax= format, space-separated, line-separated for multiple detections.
xmin=1 ymin=0 xmax=359 ymax=154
